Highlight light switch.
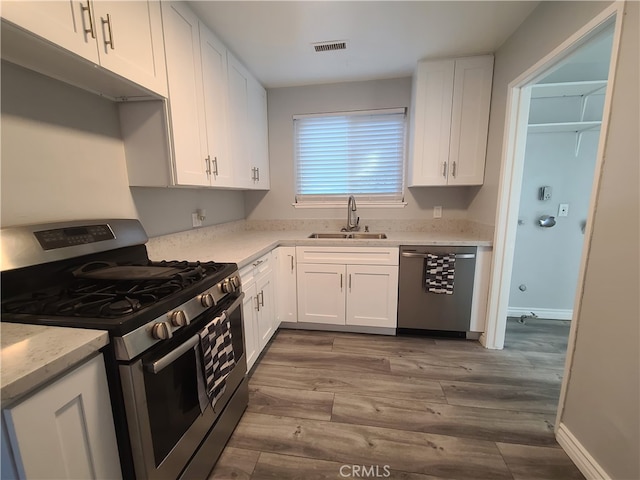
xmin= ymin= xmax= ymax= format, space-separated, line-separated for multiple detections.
xmin=558 ymin=204 xmax=569 ymax=217
xmin=433 ymin=206 xmax=442 ymax=218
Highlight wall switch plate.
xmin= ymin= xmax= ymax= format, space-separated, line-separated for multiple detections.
xmin=433 ymin=206 xmax=442 ymax=218
xmin=539 ymin=186 xmax=552 ymax=201
xmin=558 ymin=203 xmax=569 ymax=217
xmin=192 ymin=212 xmax=202 ymax=227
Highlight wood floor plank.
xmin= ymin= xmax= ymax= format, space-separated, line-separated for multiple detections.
xmin=249 ymin=363 xmax=447 ymax=403
xmin=389 ymin=356 xmax=562 ymax=389
xmin=207 ymin=446 xmax=260 ymax=480
xmin=252 ymin=451 xmax=451 ymax=480
xmin=228 ymin=412 xmax=513 ymax=480
xmin=248 ymin=385 xmax=334 ymax=421
xmin=497 ymin=443 xmax=585 ymax=480
xmin=260 ymin=348 xmax=392 ymax=374
xmin=267 ymin=330 xmax=336 ymax=352
xmin=442 ymin=381 xmax=560 ymax=414
xmin=331 ymin=394 xmax=557 ymax=446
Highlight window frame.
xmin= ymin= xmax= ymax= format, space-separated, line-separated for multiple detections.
xmin=292 ymin=108 xmax=407 ymax=208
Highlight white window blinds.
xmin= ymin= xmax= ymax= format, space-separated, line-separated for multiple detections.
xmin=294 ymin=108 xmax=406 ymax=203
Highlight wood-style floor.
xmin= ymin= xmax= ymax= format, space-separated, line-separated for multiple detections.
xmin=209 ymin=318 xmax=583 ymax=479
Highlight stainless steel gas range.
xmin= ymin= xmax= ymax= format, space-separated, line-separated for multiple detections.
xmin=1 ymin=219 xmax=248 ymax=479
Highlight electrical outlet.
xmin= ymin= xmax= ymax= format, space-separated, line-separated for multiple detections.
xmin=558 ymin=203 xmax=569 ymax=217
xmin=433 ymin=206 xmax=442 ymax=219
xmin=192 ymin=212 xmax=202 ymax=228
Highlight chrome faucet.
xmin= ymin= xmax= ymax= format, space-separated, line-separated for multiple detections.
xmin=345 ymin=195 xmax=360 ymax=231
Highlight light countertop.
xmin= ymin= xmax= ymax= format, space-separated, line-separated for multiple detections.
xmin=146 ymin=229 xmax=493 ymax=268
xmin=1 ymin=323 xmax=109 ymax=407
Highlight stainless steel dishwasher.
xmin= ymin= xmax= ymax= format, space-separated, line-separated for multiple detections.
xmin=397 ymin=245 xmax=477 ymax=336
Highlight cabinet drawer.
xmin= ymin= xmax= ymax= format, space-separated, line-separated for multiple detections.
xmin=296 ymin=247 xmax=399 ymax=266
xmin=240 ymin=252 xmax=271 ymax=285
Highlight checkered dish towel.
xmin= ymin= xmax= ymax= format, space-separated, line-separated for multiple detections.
xmin=425 ymin=254 xmax=456 ymax=294
xmin=197 ymin=312 xmax=235 ymax=412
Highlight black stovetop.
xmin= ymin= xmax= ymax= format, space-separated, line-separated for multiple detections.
xmin=1 ymin=255 xmax=237 ymax=335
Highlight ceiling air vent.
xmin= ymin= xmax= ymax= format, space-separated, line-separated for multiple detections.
xmin=312 ymin=41 xmax=347 ymax=53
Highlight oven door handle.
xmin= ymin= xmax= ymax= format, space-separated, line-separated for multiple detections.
xmin=145 ymin=292 xmax=245 ymax=374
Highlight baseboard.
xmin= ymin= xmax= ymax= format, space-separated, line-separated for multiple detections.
xmin=556 ymin=423 xmax=609 ymax=479
xmin=507 ymin=307 xmax=573 ymax=320
xmin=278 ymin=322 xmax=396 ymax=336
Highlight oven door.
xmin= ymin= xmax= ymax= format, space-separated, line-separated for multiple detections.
xmin=119 ymin=293 xmax=246 ymax=480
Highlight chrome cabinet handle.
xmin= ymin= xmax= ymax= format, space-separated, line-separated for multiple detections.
xmin=289 ymin=255 xmax=294 ymax=272
xmin=205 ymin=155 xmax=211 ymax=176
xmin=442 ymin=162 xmax=447 ymax=178
xmin=213 ymin=157 xmax=219 ymax=176
xmin=259 ymin=290 xmax=265 ymax=307
xmin=452 ymin=161 xmax=457 ymax=178
xmin=251 ymin=167 xmax=256 ymax=181
xmin=102 ymin=13 xmax=114 ymax=50
xmin=255 ymin=295 xmax=260 ymax=312
xmin=340 ymin=273 xmax=343 ymax=291
xmin=252 ymin=259 xmax=263 ymax=267
xmin=348 ymin=274 xmax=352 ymax=291
xmin=256 ymin=167 xmax=260 ymax=182
xmin=80 ymin=1 xmax=95 ymax=38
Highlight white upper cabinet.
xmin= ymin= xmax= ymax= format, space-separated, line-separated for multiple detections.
xmin=161 ymin=1 xmax=209 ymax=186
xmin=1 ymin=0 xmax=168 ymax=98
xmin=409 ymin=55 xmax=493 ymax=186
xmin=248 ymin=77 xmax=271 ymax=189
xmin=228 ymin=52 xmax=271 ymax=190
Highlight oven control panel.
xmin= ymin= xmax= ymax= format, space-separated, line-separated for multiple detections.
xmin=34 ymin=224 xmax=115 ymax=250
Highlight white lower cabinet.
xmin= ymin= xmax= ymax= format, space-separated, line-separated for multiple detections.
xmin=2 ymin=354 xmax=121 ymax=479
xmin=296 ymin=247 xmax=399 ymax=329
xmin=240 ymin=252 xmax=275 ymax=371
xmin=273 ymin=247 xmax=297 ymax=324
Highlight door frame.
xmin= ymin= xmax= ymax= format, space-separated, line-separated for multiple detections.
xmin=481 ymin=1 xmax=625 ymax=428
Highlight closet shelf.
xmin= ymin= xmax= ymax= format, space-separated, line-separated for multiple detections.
xmin=528 ymin=121 xmax=601 ymax=134
xmin=530 ymin=80 xmax=607 ymax=98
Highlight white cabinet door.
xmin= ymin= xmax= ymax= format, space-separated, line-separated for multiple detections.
xmin=199 ymin=23 xmax=233 ymax=187
xmin=408 ymin=59 xmax=454 ymax=187
xmin=3 ymin=355 xmax=122 ymax=479
xmin=297 ymin=264 xmax=346 ymax=325
xmin=256 ymin=269 xmax=275 ymax=349
xmin=346 ymin=265 xmax=399 ymax=328
xmin=241 ymin=281 xmax=260 ymax=371
xmin=274 ymin=247 xmax=297 ymax=324
xmin=161 ymin=1 xmax=209 ymax=186
xmin=408 ymin=55 xmax=493 ymax=187
xmin=91 ymin=1 xmax=167 ymax=97
xmin=248 ymin=76 xmax=270 ymax=189
xmin=227 ymin=52 xmax=252 ymax=188
xmin=447 ymin=55 xmax=493 ymax=186
xmin=1 ymin=0 xmax=100 ymax=63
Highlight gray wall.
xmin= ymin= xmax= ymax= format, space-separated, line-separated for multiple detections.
xmin=508 ymin=130 xmax=599 ymax=313
xmin=245 ymin=77 xmax=475 ymax=221
xmin=466 ymin=1 xmax=638 ymax=476
xmin=561 ymin=1 xmax=639 ymax=477
xmin=0 ymin=62 xmax=245 ymax=237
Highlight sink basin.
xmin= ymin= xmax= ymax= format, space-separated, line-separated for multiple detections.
xmin=350 ymin=233 xmax=387 ymax=239
xmin=307 ymin=232 xmax=387 ymax=239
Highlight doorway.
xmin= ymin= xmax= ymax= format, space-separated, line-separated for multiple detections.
xmin=504 ymin=25 xmax=614 ymax=359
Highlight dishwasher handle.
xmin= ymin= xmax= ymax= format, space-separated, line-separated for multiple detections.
xmin=401 ymin=251 xmax=475 ymax=260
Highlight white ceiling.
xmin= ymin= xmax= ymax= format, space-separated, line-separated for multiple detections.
xmin=188 ymin=1 xmax=539 ymax=88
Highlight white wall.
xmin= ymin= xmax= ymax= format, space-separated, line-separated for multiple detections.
xmin=244 ymin=77 xmax=475 ymax=221
xmin=508 ymin=130 xmax=599 ymax=314
xmin=0 ymin=62 xmax=245 ymax=237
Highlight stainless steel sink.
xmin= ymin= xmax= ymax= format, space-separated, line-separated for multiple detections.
xmin=307 ymin=232 xmax=387 ymax=239
xmin=350 ymin=233 xmax=387 ymax=239
xmin=307 ymin=233 xmax=350 ymax=239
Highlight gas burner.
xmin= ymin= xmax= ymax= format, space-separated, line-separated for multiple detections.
xmin=106 ymin=298 xmax=141 ymax=315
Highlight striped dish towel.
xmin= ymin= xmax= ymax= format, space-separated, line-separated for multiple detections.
xmin=197 ymin=312 xmax=235 ymax=412
xmin=425 ymin=254 xmax=456 ymax=294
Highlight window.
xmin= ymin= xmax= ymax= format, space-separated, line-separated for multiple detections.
xmin=294 ymin=108 xmax=406 ymax=204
